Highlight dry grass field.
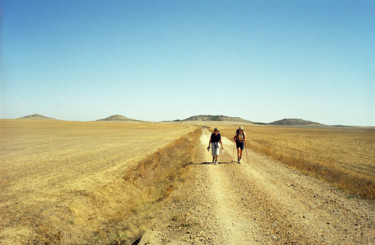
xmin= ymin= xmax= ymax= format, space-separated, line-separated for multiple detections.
xmin=0 ymin=120 xmax=197 ymax=244
xmin=220 ymin=125 xmax=375 ymax=199
xmin=1 ymin=119 xmax=374 ymax=244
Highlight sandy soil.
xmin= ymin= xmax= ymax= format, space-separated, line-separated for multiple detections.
xmin=142 ymin=128 xmax=375 ymax=244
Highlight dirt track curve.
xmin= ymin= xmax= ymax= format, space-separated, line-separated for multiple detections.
xmin=140 ymin=128 xmax=375 ymax=244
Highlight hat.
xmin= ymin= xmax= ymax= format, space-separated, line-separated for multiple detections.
xmin=214 ymin=127 xmax=219 ymax=132
xmin=239 ymin=126 xmax=243 ymax=130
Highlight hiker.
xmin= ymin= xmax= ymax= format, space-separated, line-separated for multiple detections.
xmin=234 ymin=126 xmax=246 ymax=163
xmin=207 ymin=128 xmax=224 ymax=164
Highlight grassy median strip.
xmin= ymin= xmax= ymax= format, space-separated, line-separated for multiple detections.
xmin=93 ymin=128 xmax=202 ymax=244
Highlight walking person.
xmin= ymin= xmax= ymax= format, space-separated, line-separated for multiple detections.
xmin=234 ymin=126 xmax=246 ymax=163
xmin=207 ymin=128 xmax=224 ymax=164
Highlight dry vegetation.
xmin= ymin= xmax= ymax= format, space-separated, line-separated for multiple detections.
xmin=2 ymin=119 xmax=374 ymax=243
xmin=0 ymin=120 xmax=197 ymax=244
xmin=220 ymin=125 xmax=375 ymax=199
xmin=102 ymin=128 xmax=202 ymax=244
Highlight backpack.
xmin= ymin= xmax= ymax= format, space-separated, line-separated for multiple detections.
xmin=235 ymin=129 xmax=245 ymax=141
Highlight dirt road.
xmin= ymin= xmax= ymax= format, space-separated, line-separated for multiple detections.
xmin=145 ymin=128 xmax=375 ymax=244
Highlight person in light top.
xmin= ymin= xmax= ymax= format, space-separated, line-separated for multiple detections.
xmin=234 ymin=126 xmax=246 ymax=163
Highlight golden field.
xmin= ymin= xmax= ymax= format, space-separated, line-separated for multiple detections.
xmin=0 ymin=120 xmax=197 ymax=244
xmin=2 ymin=119 xmax=375 ymax=243
xmin=219 ymin=125 xmax=375 ymax=199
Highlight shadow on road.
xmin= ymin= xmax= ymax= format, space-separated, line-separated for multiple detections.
xmin=197 ymin=161 xmax=236 ymax=165
xmin=185 ymin=161 xmax=236 ymax=166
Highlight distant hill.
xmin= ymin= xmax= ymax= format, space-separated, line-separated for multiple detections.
xmin=97 ymin=115 xmax=138 ymax=122
xmin=270 ymin=118 xmax=321 ymax=126
xmin=175 ymin=115 xmax=252 ymax=123
xmin=19 ymin=114 xmax=55 ymax=120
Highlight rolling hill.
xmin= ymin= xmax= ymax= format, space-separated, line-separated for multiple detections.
xmin=19 ymin=114 xmax=56 ymax=120
xmin=97 ymin=115 xmax=138 ymax=122
xmin=270 ymin=118 xmax=321 ymax=126
xmin=175 ymin=115 xmax=252 ymax=123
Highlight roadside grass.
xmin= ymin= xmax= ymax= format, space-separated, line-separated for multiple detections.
xmin=94 ymin=128 xmax=202 ymax=244
xmin=220 ymin=126 xmax=375 ymax=200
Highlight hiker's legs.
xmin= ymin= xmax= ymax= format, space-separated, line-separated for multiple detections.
xmin=236 ymin=142 xmax=244 ymax=156
xmin=236 ymin=142 xmax=244 ymax=163
xmin=211 ymin=143 xmax=219 ymax=163
xmin=211 ymin=143 xmax=216 ymax=156
xmin=239 ymin=149 xmax=243 ymax=162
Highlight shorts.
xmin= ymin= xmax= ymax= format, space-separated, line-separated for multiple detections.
xmin=211 ymin=142 xmax=220 ymax=156
xmin=236 ymin=141 xmax=244 ymax=150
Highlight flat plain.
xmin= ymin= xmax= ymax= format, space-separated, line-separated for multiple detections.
xmin=0 ymin=120 xmax=196 ymax=244
xmin=1 ymin=120 xmax=374 ymax=244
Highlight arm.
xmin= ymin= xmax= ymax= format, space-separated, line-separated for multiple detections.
xmin=220 ymin=139 xmax=224 ymax=149
xmin=207 ymin=137 xmax=211 ymax=149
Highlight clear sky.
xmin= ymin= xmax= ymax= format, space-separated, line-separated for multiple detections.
xmin=1 ymin=0 xmax=374 ymax=125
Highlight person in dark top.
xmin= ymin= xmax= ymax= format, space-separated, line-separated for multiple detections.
xmin=207 ymin=127 xmax=224 ymax=164
xmin=233 ymin=126 xmax=246 ymax=163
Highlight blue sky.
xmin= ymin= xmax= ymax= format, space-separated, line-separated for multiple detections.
xmin=1 ymin=0 xmax=374 ymax=125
